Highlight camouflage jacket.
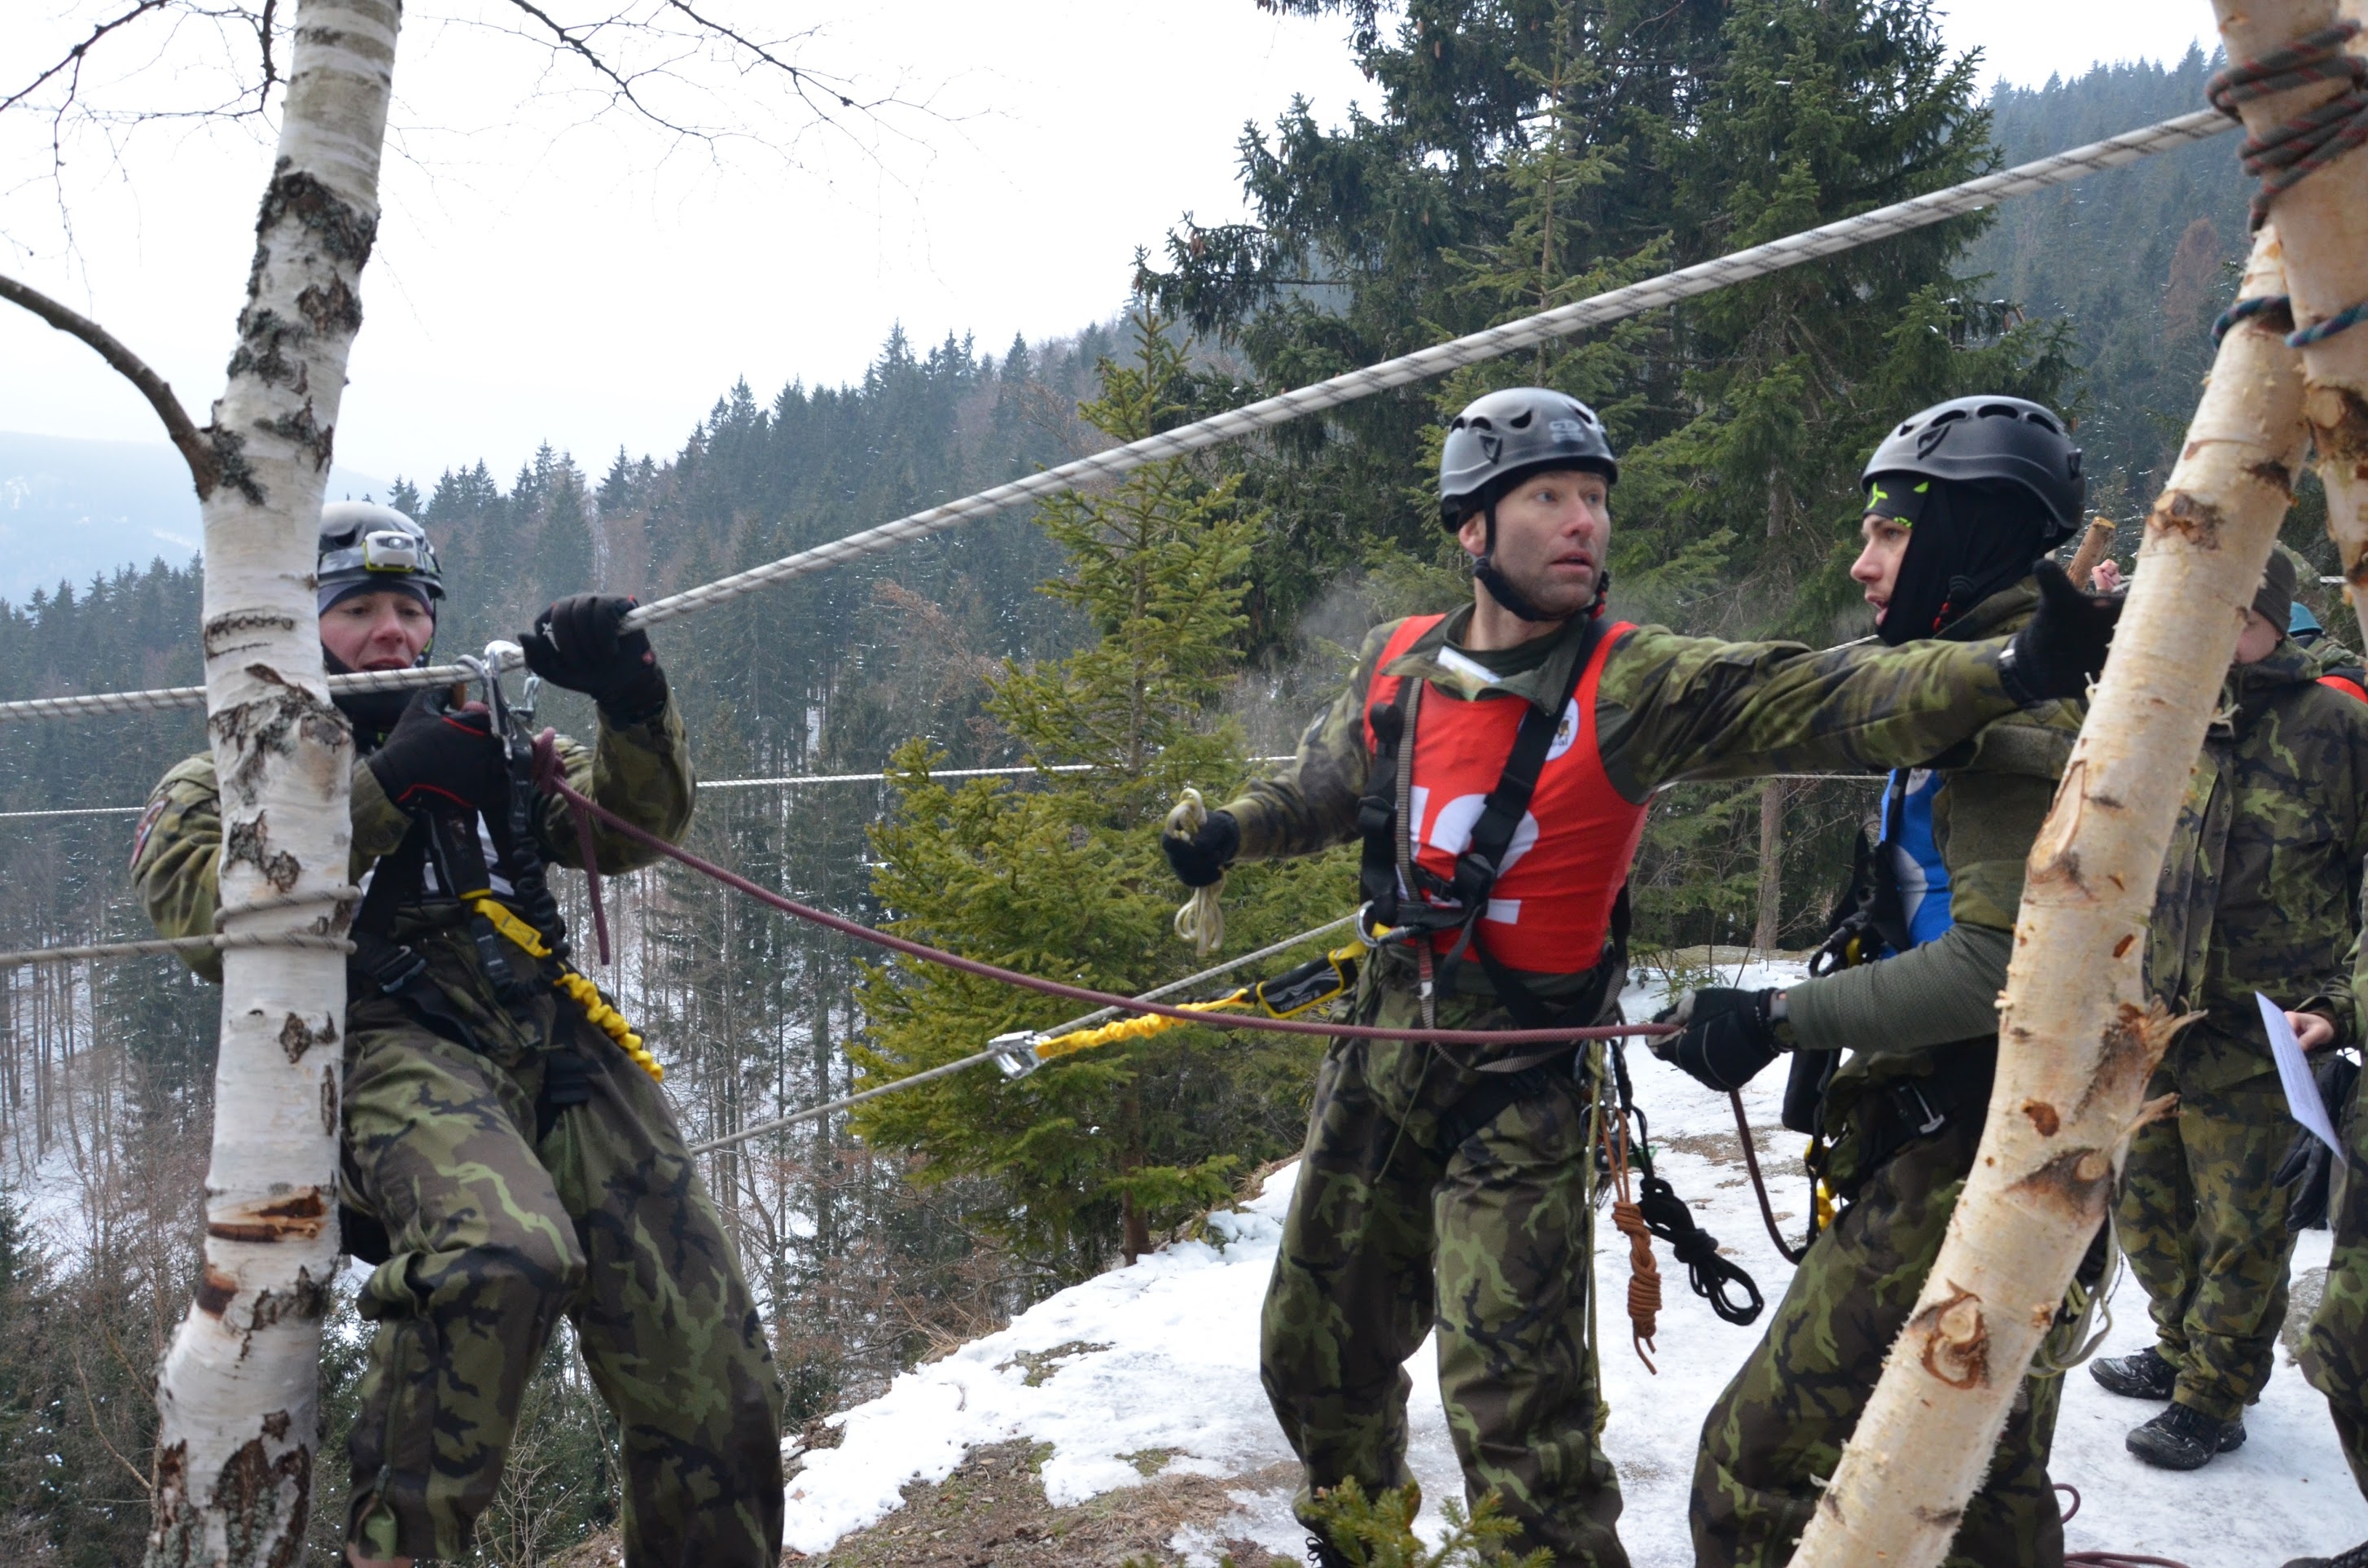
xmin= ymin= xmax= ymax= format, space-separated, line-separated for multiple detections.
xmin=1221 ymin=598 xmax=2023 ymax=993
xmin=1783 ymin=583 xmax=2085 ymax=1114
xmin=134 ymin=699 xmax=695 ymax=988
xmin=2150 ymin=639 xmax=2368 ymax=1088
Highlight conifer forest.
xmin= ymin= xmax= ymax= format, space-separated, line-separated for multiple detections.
xmin=0 ymin=9 xmax=2324 ymax=1563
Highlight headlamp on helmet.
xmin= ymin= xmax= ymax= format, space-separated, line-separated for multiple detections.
xmin=317 ymin=501 xmax=445 ymax=615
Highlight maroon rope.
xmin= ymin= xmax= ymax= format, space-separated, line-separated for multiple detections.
xmin=1730 ymin=1091 xmax=1807 ymax=1265
xmin=535 ymin=730 xmax=612 ymax=965
xmin=2055 ymin=1484 xmax=2196 ymax=1568
xmin=535 ymin=761 xmax=1673 ymax=1049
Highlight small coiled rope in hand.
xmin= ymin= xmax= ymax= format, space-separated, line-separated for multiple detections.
xmin=1165 ymin=787 xmax=1226 ymax=957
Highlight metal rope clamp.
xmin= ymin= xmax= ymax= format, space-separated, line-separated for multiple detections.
xmin=988 ymin=1030 xmax=1046 ymax=1080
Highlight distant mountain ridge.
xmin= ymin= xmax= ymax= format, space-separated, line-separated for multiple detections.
xmin=0 ymin=430 xmax=387 ymax=604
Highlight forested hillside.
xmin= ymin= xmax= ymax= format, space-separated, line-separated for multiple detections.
xmin=0 ymin=18 xmax=2300 ymax=1562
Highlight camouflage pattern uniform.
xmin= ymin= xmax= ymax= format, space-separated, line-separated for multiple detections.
xmin=1693 ymin=582 xmax=2089 ymax=1568
xmin=2302 ymin=970 xmax=2368 ymax=1500
xmin=1224 ymin=602 xmax=2026 ymax=1566
xmin=2120 ymin=640 xmax=2368 ymax=1427
xmin=134 ymin=699 xmax=787 ymax=1564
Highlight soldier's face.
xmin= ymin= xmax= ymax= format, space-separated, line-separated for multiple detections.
xmin=2234 ymin=607 xmax=2283 ymax=666
xmin=1459 ymin=469 xmax=1611 ymax=616
xmin=322 ymin=591 xmax=435 ymax=671
xmin=1852 ymin=514 xmax=1913 ymax=626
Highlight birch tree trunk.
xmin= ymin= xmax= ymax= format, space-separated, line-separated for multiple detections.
xmin=147 ymin=3 xmax=401 ymax=1561
xmin=2294 ymin=0 xmax=2368 ymax=646
xmin=1787 ymin=218 xmax=2312 ymax=1567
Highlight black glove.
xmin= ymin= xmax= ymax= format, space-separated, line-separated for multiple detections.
xmin=364 ymin=690 xmax=508 ymax=816
xmin=2274 ymin=1052 xmax=2358 ymax=1231
xmin=1997 ymin=558 xmax=2122 ymax=707
xmin=521 ymin=594 xmax=669 ymax=723
xmin=1161 ymin=810 xmax=1239 ymax=888
xmin=1651 ymin=987 xmax=1786 ymax=1093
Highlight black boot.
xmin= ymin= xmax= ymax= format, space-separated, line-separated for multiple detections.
xmin=1306 ymin=1534 xmax=1354 ymax=1568
xmin=2088 ymin=1345 xmax=2177 ymax=1400
xmin=2125 ymin=1402 xmax=2244 ymax=1470
xmin=2282 ymin=1542 xmax=2368 ymax=1568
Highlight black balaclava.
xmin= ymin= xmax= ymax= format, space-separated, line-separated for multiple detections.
xmin=322 ymin=580 xmax=437 ymax=745
xmin=1869 ymin=475 xmax=2054 ymax=646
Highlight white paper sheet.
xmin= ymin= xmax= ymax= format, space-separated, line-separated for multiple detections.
xmin=2258 ymin=992 xmax=2346 ymax=1166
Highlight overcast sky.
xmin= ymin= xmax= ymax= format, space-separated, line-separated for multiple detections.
xmin=2 ymin=1 xmax=2217 ymax=488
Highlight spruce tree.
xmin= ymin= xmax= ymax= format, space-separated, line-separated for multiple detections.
xmin=852 ymin=300 xmax=1350 ymax=1281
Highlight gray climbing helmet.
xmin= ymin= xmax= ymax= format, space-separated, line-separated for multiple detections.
xmin=1862 ymin=396 xmax=2085 ymax=543
xmin=317 ymin=501 xmax=444 ymax=616
xmin=1439 ymin=388 xmax=1618 ymax=523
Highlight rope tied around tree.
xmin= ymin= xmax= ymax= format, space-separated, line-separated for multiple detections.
xmin=2207 ymin=20 xmax=2368 ymax=348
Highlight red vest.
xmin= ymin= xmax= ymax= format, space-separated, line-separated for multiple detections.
xmin=1362 ymin=615 xmax=1650 ymax=973
xmin=2319 ymin=672 xmax=2368 ymax=704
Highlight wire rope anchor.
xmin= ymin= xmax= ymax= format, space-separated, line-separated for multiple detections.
xmin=988 ymin=1030 xmax=1047 ymax=1080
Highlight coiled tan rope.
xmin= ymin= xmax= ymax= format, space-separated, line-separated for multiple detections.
xmin=1165 ymin=787 xmax=1226 ymax=957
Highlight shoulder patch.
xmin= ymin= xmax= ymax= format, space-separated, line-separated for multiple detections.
xmin=129 ymin=797 xmax=168 ymax=870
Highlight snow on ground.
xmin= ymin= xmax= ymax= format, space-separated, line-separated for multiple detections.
xmin=783 ymin=958 xmax=2368 ymax=1565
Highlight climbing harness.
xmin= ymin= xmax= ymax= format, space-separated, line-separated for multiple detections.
xmin=1355 ymin=610 xmax=1641 ymax=1027
xmin=344 ymin=645 xmax=661 ymax=1093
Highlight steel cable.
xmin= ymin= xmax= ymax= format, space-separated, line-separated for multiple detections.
xmin=0 ymin=108 xmax=2234 ymax=727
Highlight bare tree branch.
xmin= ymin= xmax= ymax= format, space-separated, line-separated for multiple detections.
xmin=0 ymin=0 xmax=180 ymax=116
xmin=0 ymin=271 xmax=217 ymax=497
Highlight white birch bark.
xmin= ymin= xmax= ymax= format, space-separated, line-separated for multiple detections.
xmin=147 ymin=3 xmax=401 ymax=1562
xmin=1788 ymin=217 xmax=2312 ymax=1566
xmin=2291 ymin=2 xmax=2368 ymax=644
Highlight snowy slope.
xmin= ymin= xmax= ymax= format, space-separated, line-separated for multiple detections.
xmin=783 ymin=961 xmax=2368 ymax=1566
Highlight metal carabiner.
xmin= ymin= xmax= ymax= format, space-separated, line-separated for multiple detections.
xmin=987 ymin=1031 xmax=1046 ymax=1080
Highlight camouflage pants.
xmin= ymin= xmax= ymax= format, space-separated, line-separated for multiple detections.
xmin=340 ymin=982 xmax=784 ymax=1563
xmin=2114 ymin=1064 xmax=2301 ymax=1421
xmin=2301 ymin=1056 xmax=2368 ymax=1498
xmin=1693 ymin=1112 xmax=2070 ymax=1568
xmin=1262 ymin=983 xmax=1624 ymax=1568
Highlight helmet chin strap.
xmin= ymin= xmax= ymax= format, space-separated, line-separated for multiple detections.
xmin=1473 ymin=502 xmax=1603 ymax=624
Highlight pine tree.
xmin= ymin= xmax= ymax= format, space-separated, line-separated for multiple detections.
xmin=852 ymin=300 xmax=1349 ymax=1279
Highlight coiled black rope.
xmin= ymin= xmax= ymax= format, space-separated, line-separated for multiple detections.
xmin=2208 ymin=20 xmax=2368 ymax=230
xmin=2206 ymin=20 xmax=2368 ymax=348
xmin=1634 ymin=1172 xmax=1764 ymax=1326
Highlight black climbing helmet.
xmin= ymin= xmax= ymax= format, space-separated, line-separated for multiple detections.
xmin=317 ymin=501 xmax=444 ymax=617
xmin=1439 ymin=388 xmax=1618 ymax=524
xmin=1861 ymin=396 xmax=2085 ymax=544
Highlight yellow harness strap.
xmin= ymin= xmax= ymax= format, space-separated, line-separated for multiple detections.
xmin=470 ymin=894 xmax=663 ymax=1084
